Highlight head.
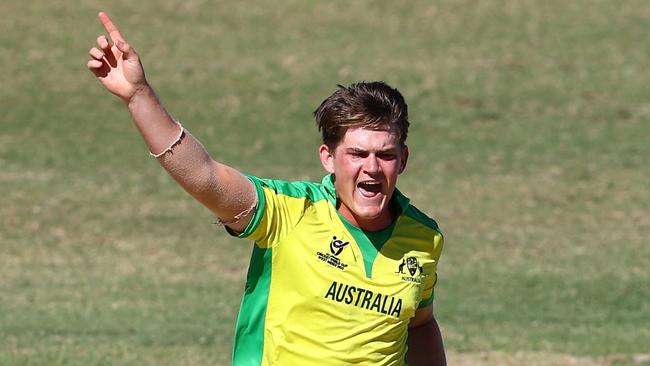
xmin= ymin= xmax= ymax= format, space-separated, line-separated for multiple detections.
xmin=314 ymin=81 xmax=410 ymax=230
xmin=314 ymin=81 xmax=410 ymax=151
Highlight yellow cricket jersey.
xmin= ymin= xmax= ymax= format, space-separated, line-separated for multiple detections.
xmin=230 ymin=174 xmax=444 ymax=366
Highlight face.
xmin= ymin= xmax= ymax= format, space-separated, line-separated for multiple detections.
xmin=319 ymin=127 xmax=408 ymax=231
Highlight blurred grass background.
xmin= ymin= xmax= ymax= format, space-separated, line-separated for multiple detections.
xmin=1 ymin=0 xmax=649 ymax=365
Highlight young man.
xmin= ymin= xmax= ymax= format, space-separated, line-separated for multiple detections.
xmin=87 ymin=12 xmax=445 ymax=366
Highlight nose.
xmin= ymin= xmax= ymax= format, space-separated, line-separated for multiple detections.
xmin=363 ymin=155 xmax=381 ymax=174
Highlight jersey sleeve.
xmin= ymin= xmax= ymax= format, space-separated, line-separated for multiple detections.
xmin=230 ymin=175 xmax=310 ymax=248
xmin=418 ymin=231 xmax=444 ymax=308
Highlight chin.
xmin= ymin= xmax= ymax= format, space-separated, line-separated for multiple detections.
xmin=354 ymin=207 xmax=385 ymax=220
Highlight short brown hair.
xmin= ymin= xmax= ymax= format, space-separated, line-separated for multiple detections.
xmin=314 ymin=81 xmax=410 ymax=149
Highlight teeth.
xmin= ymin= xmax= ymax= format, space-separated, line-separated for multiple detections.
xmin=358 ymin=181 xmax=382 ymax=193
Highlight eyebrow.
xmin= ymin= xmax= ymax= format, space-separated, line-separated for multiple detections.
xmin=345 ymin=147 xmax=398 ymax=154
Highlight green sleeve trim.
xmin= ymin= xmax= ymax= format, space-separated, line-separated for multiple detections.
xmin=418 ymin=291 xmax=434 ymax=308
xmin=227 ymin=174 xmax=267 ymax=239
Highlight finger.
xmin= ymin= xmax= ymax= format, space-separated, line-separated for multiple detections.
xmin=97 ymin=35 xmax=110 ymax=50
xmin=104 ymin=46 xmax=118 ymax=68
xmin=87 ymin=59 xmax=104 ymax=69
xmin=115 ymin=40 xmax=138 ymax=62
xmin=97 ymin=34 xmax=118 ymax=68
xmin=87 ymin=59 xmax=109 ymax=78
xmin=98 ymin=11 xmax=125 ymax=43
xmin=89 ymin=47 xmax=105 ymax=60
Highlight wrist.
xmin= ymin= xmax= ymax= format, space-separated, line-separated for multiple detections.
xmin=125 ymin=82 xmax=152 ymax=106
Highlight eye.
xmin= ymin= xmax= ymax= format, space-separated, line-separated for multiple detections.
xmin=377 ymin=152 xmax=397 ymax=160
xmin=349 ymin=151 xmax=368 ymax=159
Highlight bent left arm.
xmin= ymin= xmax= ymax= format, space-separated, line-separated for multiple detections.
xmin=407 ymin=305 xmax=446 ymax=366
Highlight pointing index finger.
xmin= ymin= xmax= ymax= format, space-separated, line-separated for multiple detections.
xmin=98 ymin=11 xmax=125 ymax=43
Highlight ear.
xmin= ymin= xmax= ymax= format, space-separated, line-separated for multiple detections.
xmin=319 ymin=144 xmax=335 ymax=173
xmin=398 ymin=145 xmax=409 ymax=174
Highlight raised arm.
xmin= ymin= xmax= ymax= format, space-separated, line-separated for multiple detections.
xmin=87 ymin=12 xmax=256 ymax=233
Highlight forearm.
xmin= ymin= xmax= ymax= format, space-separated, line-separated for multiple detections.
xmin=407 ymin=317 xmax=446 ymax=366
xmin=126 ymin=84 xmax=188 ymax=156
xmin=125 ymin=84 xmax=214 ymax=193
xmin=125 ymin=85 xmax=255 ymax=224
xmin=89 ymin=12 xmax=256 ymax=228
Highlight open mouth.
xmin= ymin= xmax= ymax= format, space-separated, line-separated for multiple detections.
xmin=357 ymin=181 xmax=383 ymax=197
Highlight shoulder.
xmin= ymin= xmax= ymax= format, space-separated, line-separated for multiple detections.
xmin=401 ymin=204 xmax=443 ymax=238
xmin=394 ymin=203 xmax=445 ymax=267
xmin=247 ymin=175 xmax=331 ymax=203
xmin=393 ymin=203 xmax=444 ymax=259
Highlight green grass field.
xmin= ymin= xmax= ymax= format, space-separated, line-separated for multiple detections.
xmin=1 ymin=0 xmax=649 ymax=365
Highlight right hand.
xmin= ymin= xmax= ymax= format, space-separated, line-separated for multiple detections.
xmin=87 ymin=12 xmax=147 ymax=103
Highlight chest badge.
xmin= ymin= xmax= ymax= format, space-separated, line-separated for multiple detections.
xmin=329 ymin=236 xmax=349 ymax=255
xmin=316 ymin=236 xmax=349 ymax=270
xmin=396 ymin=256 xmax=424 ymax=283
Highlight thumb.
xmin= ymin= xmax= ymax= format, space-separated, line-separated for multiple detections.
xmin=116 ymin=40 xmax=138 ymax=61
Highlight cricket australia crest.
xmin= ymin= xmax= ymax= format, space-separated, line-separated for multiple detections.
xmin=396 ymin=256 xmax=424 ymax=283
